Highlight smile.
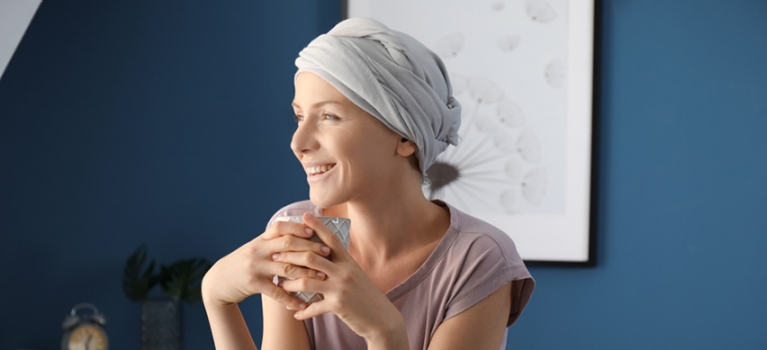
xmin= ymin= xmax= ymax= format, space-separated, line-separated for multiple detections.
xmin=304 ymin=164 xmax=336 ymax=178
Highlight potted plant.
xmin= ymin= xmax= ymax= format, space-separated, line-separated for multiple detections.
xmin=123 ymin=244 xmax=212 ymax=350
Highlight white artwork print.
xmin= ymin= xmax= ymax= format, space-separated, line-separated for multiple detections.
xmin=349 ymin=0 xmax=596 ymax=263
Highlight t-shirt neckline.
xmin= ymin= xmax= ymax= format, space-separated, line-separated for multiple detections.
xmin=385 ymin=200 xmax=461 ymax=301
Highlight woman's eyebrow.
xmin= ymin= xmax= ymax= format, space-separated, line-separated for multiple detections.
xmin=291 ymin=100 xmax=343 ymax=109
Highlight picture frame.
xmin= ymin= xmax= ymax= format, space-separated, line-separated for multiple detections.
xmin=343 ymin=0 xmax=600 ymax=266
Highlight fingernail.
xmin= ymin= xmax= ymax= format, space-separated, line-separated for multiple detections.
xmin=305 ymin=213 xmax=315 ymax=220
xmin=272 ymin=253 xmax=280 ymax=260
xmin=299 ymin=303 xmax=307 ymax=310
xmin=304 ymin=228 xmax=313 ymax=235
xmin=320 ymin=246 xmax=330 ymax=254
xmin=294 ymin=312 xmax=301 ymax=318
xmin=316 ymin=271 xmax=325 ymax=278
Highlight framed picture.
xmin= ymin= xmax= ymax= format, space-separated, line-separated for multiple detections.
xmin=344 ymin=0 xmax=600 ymax=265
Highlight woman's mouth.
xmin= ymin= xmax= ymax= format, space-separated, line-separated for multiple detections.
xmin=306 ymin=163 xmax=336 ymax=181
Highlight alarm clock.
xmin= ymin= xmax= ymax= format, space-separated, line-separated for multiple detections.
xmin=61 ymin=303 xmax=109 ymax=350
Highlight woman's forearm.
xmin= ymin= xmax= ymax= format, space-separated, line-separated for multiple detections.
xmin=365 ymin=313 xmax=410 ymax=350
xmin=204 ymin=299 xmax=259 ymax=350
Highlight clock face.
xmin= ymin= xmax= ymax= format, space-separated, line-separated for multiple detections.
xmin=67 ymin=324 xmax=108 ymax=350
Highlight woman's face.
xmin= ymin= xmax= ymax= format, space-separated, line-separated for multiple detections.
xmin=291 ymin=72 xmax=415 ymax=208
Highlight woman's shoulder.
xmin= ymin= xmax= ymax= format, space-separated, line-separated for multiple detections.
xmin=437 ymin=203 xmax=535 ymax=326
xmin=446 ymin=205 xmax=524 ymax=267
xmin=264 ymin=199 xmax=320 ymax=229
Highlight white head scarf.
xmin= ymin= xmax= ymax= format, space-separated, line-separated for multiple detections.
xmin=294 ymin=17 xmax=462 ymax=174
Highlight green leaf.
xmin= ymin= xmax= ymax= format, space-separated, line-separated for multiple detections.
xmin=122 ymin=244 xmax=158 ymax=301
xmin=159 ymin=258 xmax=212 ymax=304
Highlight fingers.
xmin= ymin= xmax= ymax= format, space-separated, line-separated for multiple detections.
xmin=277 ymin=278 xmax=331 ymax=320
xmin=261 ymin=220 xmax=313 ymax=240
xmin=292 ymin=297 xmax=332 ymax=320
xmin=278 ymin=276 xmax=324 ymax=295
xmin=301 ymin=213 xmax=348 ymax=260
xmin=265 ymin=234 xmax=331 ymax=258
xmin=272 ymin=251 xmax=335 ymax=275
xmin=261 ymin=282 xmax=308 ymax=311
xmin=267 ymin=261 xmax=327 ymax=280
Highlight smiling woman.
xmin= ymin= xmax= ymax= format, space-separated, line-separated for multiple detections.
xmin=291 ymin=72 xmax=417 ymax=208
xmin=201 ymin=17 xmax=535 ymax=350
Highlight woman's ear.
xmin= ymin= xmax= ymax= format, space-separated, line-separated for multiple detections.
xmin=398 ymin=138 xmax=420 ymax=173
xmin=396 ymin=137 xmax=417 ymax=157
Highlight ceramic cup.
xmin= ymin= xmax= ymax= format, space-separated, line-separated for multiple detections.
xmin=273 ymin=215 xmax=351 ymax=305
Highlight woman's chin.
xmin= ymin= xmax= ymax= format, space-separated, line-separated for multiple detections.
xmin=309 ymin=191 xmax=342 ymax=210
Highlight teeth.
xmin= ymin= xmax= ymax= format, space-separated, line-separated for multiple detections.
xmin=307 ymin=164 xmax=334 ymax=175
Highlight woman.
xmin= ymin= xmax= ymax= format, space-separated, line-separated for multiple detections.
xmin=202 ymin=18 xmax=535 ymax=350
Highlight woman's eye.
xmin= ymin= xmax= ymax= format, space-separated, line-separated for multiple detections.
xmin=292 ymin=114 xmax=336 ymax=123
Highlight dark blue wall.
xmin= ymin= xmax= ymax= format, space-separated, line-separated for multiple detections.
xmin=0 ymin=0 xmax=340 ymax=348
xmin=1 ymin=0 xmax=765 ymax=349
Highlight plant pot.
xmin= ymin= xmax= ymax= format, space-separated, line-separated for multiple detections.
xmin=141 ymin=299 xmax=183 ymax=350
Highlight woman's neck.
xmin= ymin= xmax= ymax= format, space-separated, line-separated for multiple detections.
xmin=321 ymin=186 xmax=450 ymax=267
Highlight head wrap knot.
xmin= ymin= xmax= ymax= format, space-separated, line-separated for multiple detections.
xmin=295 ymin=17 xmax=462 ymax=173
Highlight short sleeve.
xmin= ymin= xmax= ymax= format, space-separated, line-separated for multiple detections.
xmin=443 ymin=232 xmax=535 ymax=327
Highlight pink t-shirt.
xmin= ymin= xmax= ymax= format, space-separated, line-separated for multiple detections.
xmin=266 ymin=199 xmax=535 ymax=350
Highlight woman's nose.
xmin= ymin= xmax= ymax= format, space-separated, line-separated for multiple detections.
xmin=290 ymin=120 xmax=320 ymax=156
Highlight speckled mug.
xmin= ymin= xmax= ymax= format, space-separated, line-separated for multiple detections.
xmin=274 ymin=216 xmax=351 ymax=305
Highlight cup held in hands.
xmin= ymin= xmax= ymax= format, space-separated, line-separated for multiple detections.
xmin=273 ymin=215 xmax=351 ymax=304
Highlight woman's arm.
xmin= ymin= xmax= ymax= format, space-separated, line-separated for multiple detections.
xmin=260 ymin=294 xmax=312 ymax=350
xmin=426 ymin=282 xmax=513 ymax=350
xmin=204 ymin=300 xmax=258 ymax=350
xmin=363 ymin=313 xmax=409 ymax=350
xmin=201 ymin=220 xmax=331 ymax=349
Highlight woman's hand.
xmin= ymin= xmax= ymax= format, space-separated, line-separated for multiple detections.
xmin=273 ymin=213 xmax=408 ymax=346
xmin=201 ymin=220 xmax=331 ymax=311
